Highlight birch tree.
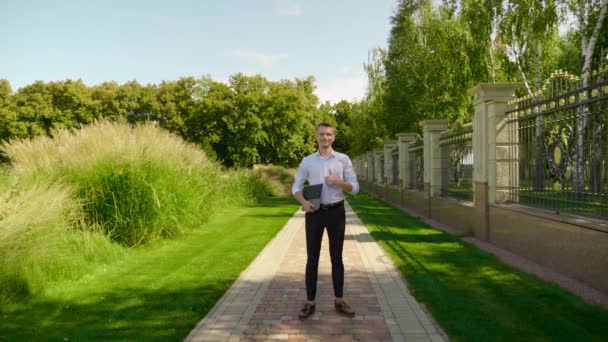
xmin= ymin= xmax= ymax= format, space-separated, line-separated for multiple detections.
xmin=350 ymin=48 xmax=389 ymax=156
xmin=572 ymin=0 xmax=608 ymax=193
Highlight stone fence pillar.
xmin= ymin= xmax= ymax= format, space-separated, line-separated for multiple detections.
xmin=383 ymin=141 xmax=397 ymax=185
xmin=367 ymin=151 xmax=374 ymax=182
xmin=422 ymin=120 xmax=449 ymax=198
xmin=354 ymin=157 xmax=363 ymax=181
xmin=468 ymin=83 xmax=520 ymax=241
xmin=396 ymin=133 xmax=418 ymax=189
xmin=374 ymin=148 xmax=384 ymax=183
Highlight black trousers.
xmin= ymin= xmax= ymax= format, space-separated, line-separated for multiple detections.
xmin=304 ymin=203 xmax=346 ymax=301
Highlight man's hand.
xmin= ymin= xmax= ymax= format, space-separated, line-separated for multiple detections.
xmin=325 ymin=169 xmax=343 ymax=187
xmin=301 ymin=200 xmax=315 ymax=213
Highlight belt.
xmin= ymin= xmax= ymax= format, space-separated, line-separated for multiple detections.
xmin=319 ymin=200 xmax=344 ymax=210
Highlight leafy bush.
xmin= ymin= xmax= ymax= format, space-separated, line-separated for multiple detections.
xmin=251 ymin=164 xmax=296 ymax=198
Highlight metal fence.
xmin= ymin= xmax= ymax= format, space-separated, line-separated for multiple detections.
xmin=440 ymin=125 xmax=474 ymax=201
xmin=392 ymin=150 xmax=399 ymax=185
xmin=506 ymin=68 xmax=608 ymax=218
xmin=370 ymin=158 xmax=375 ymax=182
xmin=409 ymin=137 xmax=424 ymax=190
xmin=379 ymin=156 xmax=385 ymax=183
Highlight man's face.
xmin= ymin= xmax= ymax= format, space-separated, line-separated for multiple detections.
xmin=316 ymin=126 xmax=335 ymax=148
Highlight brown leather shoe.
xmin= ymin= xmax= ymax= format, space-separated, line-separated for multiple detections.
xmin=335 ymin=299 xmax=355 ymax=318
xmin=298 ymin=303 xmax=315 ymax=320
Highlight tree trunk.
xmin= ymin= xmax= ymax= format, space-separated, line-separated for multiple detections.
xmin=573 ymin=1 xmax=608 ymax=194
xmin=590 ymin=121 xmax=604 ymax=193
xmin=534 ymin=41 xmax=544 ymax=191
xmin=573 ymin=84 xmax=588 ymax=194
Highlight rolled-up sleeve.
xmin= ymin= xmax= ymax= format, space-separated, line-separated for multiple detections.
xmin=344 ymin=156 xmax=359 ymax=194
xmin=292 ymin=160 xmax=308 ymax=195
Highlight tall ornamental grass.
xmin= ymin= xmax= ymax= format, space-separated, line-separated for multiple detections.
xmin=1 ymin=120 xmax=264 ymax=246
xmin=0 ymin=182 xmax=123 ymax=304
xmin=0 ymin=120 xmax=277 ymax=303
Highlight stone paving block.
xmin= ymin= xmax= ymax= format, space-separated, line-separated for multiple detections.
xmin=187 ymin=205 xmax=447 ymax=341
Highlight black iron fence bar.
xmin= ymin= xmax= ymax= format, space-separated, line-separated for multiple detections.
xmin=506 ymin=71 xmax=608 ymax=219
xmin=384 ymin=176 xmax=388 ymax=200
xmin=392 ymin=151 xmax=399 ymax=185
xmin=409 ymin=143 xmax=423 ymax=151
xmin=439 ymin=127 xmax=473 ymax=143
xmin=506 ymin=79 xmax=608 ymax=119
xmin=400 ymin=178 xmax=404 ymax=207
xmin=407 ymin=137 xmax=425 ymax=191
xmin=439 ymin=125 xmax=474 ymax=202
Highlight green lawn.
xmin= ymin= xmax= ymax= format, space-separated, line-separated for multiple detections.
xmin=446 ymin=182 xmax=474 ymax=201
xmin=0 ymin=197 xmax=299 ymax=341
xmin=347 ymin=192 xmax=608 ymax=341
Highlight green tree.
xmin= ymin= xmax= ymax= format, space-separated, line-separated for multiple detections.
xmin=350 ymin=48 xmax=389 ymax=156
xmin=384 ymin=1 xmax=474 ymax=137
xmin=0 ymin=79 xmax=14 ymax=143
xmin=257 ymin=77 xmax=319 ymax=166
xmin=151 ymin=77 xmax=201 ymax=137
xmin=90 ymin=82 xmax=122 ymax=121
xmin=571 ymin=0 xmax=608 ymax=193
xmin=11 ymin=81 xmax=56 ymax=138
xmin=183 ymin=78 xmax=233 ymax=161
xmin=329 ymin=100 xmax=355 ymax=155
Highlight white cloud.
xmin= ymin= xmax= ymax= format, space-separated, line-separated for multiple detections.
xmin=278 ymin=2 xmax=302 ymax=17
xmin=231 ymin=50 xmax=288 ymax=68
xmin=314 ymin=74 xmax=367 ymax=104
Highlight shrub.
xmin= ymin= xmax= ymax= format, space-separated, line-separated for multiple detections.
xmin=251 ymin=164 xmax=296 ymax=198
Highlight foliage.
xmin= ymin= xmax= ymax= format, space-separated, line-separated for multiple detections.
xmin=0 ymin=121 xmax=293 ymax=304
xmin=251 ymin=164 xmax=296 ymax=198
xmin=384 ymin=1 xmax=475 ymax=136
xmin=0 ymin=74 xmax=327 ymax=168
xmin=348 ymin=49 xmax=390 ymax=156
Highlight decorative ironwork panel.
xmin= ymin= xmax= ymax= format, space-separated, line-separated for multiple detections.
xmin=440 ymin=126 xmax=474 ymax=201
xmin=409 ymin=137 xmax=424 ymax=190
xmin=506 ymin=68 xmax=608 ymax=219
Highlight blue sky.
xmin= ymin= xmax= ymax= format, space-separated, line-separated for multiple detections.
xmin=1 ymin=0 xmax=396 ymax=103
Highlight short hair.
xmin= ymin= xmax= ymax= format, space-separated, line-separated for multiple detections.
xmin=316 ymin=122 xmax=334 ymax=131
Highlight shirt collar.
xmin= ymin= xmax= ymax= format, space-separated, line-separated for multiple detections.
xmin=316 ymin=149 xmax=335 ymax=159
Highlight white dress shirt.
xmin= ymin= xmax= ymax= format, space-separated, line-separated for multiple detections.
xmin=292 ymin=149 xmax=359 ymax=204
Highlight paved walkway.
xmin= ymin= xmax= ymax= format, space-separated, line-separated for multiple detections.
xmin=186 ymin=203 xmax=446 ymax=341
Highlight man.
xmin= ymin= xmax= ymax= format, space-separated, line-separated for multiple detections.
xmin=292 ymin=122 xmax=359 ymax=320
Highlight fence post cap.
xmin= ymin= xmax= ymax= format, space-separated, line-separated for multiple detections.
xmin=396 ymin=132 xmax=418 ymax=142
xmin=420 ymin=119 xmax=449 ymax=132
xmin=467 ymin=83 xmax=522 ymax=100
